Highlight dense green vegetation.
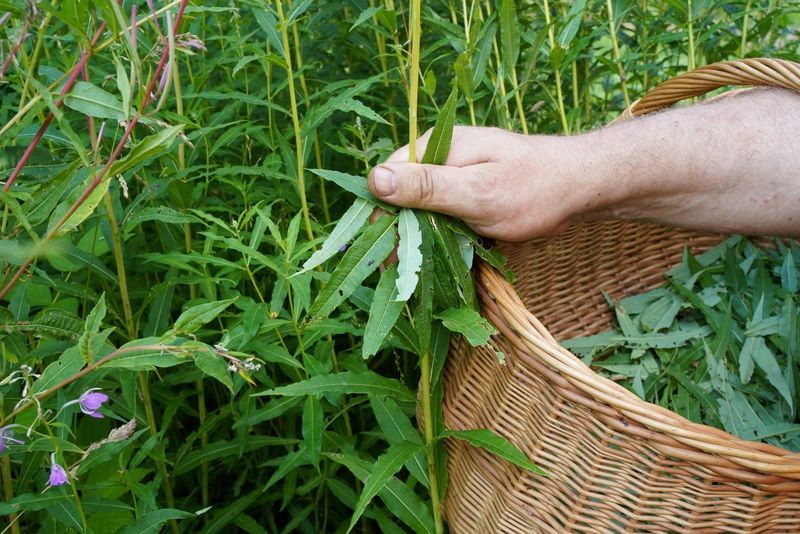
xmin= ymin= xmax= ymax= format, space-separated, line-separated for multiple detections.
xmin=1 ymin=1 xmax=799 ymax=532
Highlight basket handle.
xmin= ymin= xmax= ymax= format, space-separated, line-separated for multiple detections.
xmin=618 ymin=58 xmax=800 ymax=120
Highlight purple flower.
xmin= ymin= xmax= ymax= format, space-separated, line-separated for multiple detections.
xmin=0 ymin=426 xmax=25 ymax=453
xmin=49 ymin=453 xmax=68 ymax=486
xmin=339 ymin=243 xmax=348 ymax=253
xmin=78 ymin=389 xmax=109 ymax=418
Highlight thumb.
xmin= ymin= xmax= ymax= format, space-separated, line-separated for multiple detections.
xmin=367 ymin=162 xmax=472 ymax=216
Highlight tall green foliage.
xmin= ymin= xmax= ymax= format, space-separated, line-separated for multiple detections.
xmin=1 ymin=1 xmax=798 ymax=532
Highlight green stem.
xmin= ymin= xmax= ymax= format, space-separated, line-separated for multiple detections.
xmin=420 ymin=350 xmax=444 ymax=534
xmin=409 ymin=0 xmax=422 ymax=162
xmin=102 ymin=193 xmax=135 ymax=339
xmin=197 ymin=378 xmax=209 ymax=518
xmin=274 ymin=0 xmax=314 ymax=242
xmin=409 ymin=2 xmax=443 ymax=532
xmin=137 ymin=373 xmax=180 ymax=534
xmin=605 ymin=0 xmax=631 ymax=107
xmin=543 ymin=0 xmax=569 ymax=133
xmin=1 ymin=405 xmax=20 ymax=534
xmin=287 ymin=0 xmax=330 ymax=224
xmin=740 ymin=0 xmax=752 ymax=57
xmin=686 ymin=0 xmax=695 ymax=71
xmin=483 ymin=0 xmax=512 ymax=129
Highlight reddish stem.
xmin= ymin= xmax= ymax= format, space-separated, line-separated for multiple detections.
xmin=0 ymin=0 xmax=189 ymax=301
xmin=3 ymin=22 xmax=108 ymax=192
xmin=0 ymin=344 xmax=181 ymax=426
xmin=0 ymin=18 xmax=30 ymax=79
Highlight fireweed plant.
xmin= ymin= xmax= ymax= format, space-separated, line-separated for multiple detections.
xmin=1 ymin=0 xmax=799 ymax=532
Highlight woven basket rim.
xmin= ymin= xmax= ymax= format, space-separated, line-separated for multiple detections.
xmin=477 ymin=260 xmax=800 ymax=487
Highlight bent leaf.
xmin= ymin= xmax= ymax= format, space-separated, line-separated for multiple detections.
xmin=435 ymin=307 xmax=496 ymax=347
xmin=395 ymin=209 xmax=422 ymax=302
xmin=446 ymin=429 xmax=543 ymax=474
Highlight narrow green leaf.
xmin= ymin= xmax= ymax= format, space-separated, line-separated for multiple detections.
xmin=114 ymin=54 xmax=131 ymax=117
xmin=781 ymin=250 xmax=798 ymax=293
xmin=162 ymin=297 xmax=237 ymax=340
xmin=446 ymin=429 xmax=544 ymax=474
xmin=300 ymin=198 xmax=372 ymax=273
xmin=369 ymin=396 xmax=428 ymax=487
xmin=108 ymin=125 xmax=183 ymax=178
xmin=499 ymin=0 xmax=520 ymax=74
xmin=749 ymin=336 xmax=794 ymax=409
xmin=421 ymin=85 xmax=458 ymax=166
xmin=233 ymin=397 xmax=302 ymax=429
xmin=63 ymin=81 xmax=125 ymax=120
xmin=254 ymin=371 xmax=415 ymax=402
xmin=119 ymin=509 xmax=193 ymax=534
xmin=309 ymin=214 xmax=397 ymax=319
xmin=79 ymin=294 xmax=107 ymax=362
xmin=253 ymin=6 xmax=284 ymax=56
xmin=302 ymin=395 xmax=323 ymax=471
xmin=193 ymin=346 xmax=234 ymax=392
xmin=395 ymin=209 xmax=423 ymax=301
xmin=51 ymin=173 xmax=113 ymax=235
xmin=435 ymin=307 xmax=497 ymax=347
xmin=263 ymin=445 xmax=308 ymax=491
xmin=326 ymin=453 xmax=434 ymax=534
xmin=32 ymin=345 xmax=84 ymax=394
xmin=174 ymin=437 xmax=297 ymax=476
xmin=340 ymin=98 xmax=390 ymax=125
xmin=104 ymin=338 xmax=189 ymax=371
xmin=0 ymin=493 xmax=70 ymax=515
xmin=308 ymin=169 xmax=389 ymax=208
xmin=348 ymin=441 xmax=425 ymax=533
xmin=363 ymin=266 xmax=405 ymax=359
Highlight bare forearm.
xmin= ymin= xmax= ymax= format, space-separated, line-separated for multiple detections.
xmin=575 ymin=88 xmax=800 ymax=236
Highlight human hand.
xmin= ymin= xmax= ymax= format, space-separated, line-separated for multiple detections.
xmin=367 ymin=126 xmax=589 ymax=241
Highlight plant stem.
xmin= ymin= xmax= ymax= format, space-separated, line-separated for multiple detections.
xmin=421 ymin=350 xmax=444 ymax=534
xmin=408 ymin=0 xmax=422 ymax=162
xmin=605 ymin=0 xmax=631 ymax=107
xmin=0 ymin=0 xmax=188 ymax=301
xmin=3 ymin=21 xmax=108 ymax=192
xmin=542 ymin=0 xmax=568 ymax=133
xmin=686 ymin=0 xmax=695 ymax=71
xmin=275 ymin=0 xmax=315 ymax=242
xmin=740 ymin=0 xmax=752 ymax=57
xmin=640 ymin=0 xmax=649 ymax=91
xmin=102 ymin=193 xmax=136 ymax=338
xmin=482 ymin=0 xmax=512 ymax=129
xmin=287 ymin=0 xmax=330 ymax=224
xmin=409 ymin=3 xmax=443 ymax=532
xmin=0 ymin=405 xmax=20 ymax=534
xmin=137 ymin=372 xmax=180 ymax=534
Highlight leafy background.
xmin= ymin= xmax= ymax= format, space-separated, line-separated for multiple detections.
xmin=1 ymin=0 xmax=799 ymax=532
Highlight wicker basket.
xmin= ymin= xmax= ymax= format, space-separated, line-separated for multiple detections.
xmin=442 ymin=59 xmax=800 ymax=533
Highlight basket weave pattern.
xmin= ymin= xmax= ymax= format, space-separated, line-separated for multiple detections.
xmin=441 ymin=60 xmax=800 ymax=533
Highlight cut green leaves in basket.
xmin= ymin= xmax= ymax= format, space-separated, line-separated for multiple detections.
xmin=563 ymin=236 xmax=800 ymax=451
